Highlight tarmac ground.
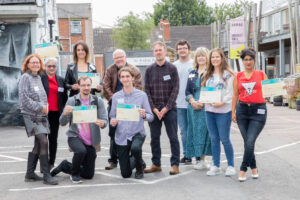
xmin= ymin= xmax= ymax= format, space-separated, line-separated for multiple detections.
xmin=0 ymin=104 xmax=300 ymax=200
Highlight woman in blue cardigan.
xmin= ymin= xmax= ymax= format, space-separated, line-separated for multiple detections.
xmin=185 ymin=47 xmax=212 ymax=170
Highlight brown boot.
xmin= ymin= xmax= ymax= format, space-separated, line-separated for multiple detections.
xmin=169 ymin=165 xmax=179 ymax=175
xmin=144 ymin=164 xmax=162 ymax=173
xmin=105 ymin=162 xmax=117 ymax=170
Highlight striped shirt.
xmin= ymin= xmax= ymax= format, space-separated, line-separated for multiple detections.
xmin=18 ymin=72 xmax=48 ymax=117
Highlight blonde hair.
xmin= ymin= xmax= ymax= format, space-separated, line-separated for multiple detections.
xmin=193 ymin=47 xmax=210 ymax=70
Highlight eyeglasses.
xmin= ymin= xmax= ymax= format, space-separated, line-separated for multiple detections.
xmin=47 ymin=65 xmax=56 ymax=68
xmin=177 ymin=47 xmax=188 ymax=51
xmin=243 ymin=58 xmax=254 ymax=62
xmin=80 ymin=84 xmax=91 ymax=88
xmin=29 ymin=62 xmax=40 ymax=65
xmin=113 ymin=56 xmax=124 ymax=60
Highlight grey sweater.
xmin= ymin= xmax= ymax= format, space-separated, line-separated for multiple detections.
xmin=59 ymin=94 xmax=108 ymax=146
xmin=18 ymin=72 xmax=48 ymax=117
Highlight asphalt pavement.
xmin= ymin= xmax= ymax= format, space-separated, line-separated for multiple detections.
xmin=0 ymin=103 xmax=300 ymax=200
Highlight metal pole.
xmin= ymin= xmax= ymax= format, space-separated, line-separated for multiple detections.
xmin=294 ymin=0 xmax=300 ymax=63
xmin=252 ymin=3 xmax=259 ymax=68
xmin=288 ymin=0 xmax=297 ymax=74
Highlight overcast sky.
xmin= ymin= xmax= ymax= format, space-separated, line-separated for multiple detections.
xmin=56 ymin=0 xmax=260 ymax=28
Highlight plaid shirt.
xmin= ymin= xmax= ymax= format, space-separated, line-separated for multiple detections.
xmin=145 ymin=61 xmax=179 ymax=110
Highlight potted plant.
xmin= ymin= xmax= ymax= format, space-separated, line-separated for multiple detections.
xmin=296 ymin=94 xmax=300 ymax=111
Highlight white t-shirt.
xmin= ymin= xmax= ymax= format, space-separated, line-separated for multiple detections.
xmin=174 ymin=59 xmax=193 ymax=109
xmin=205 ymin=71 xmax=234 ymax=113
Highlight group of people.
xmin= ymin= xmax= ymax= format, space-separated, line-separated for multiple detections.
xmin=18 ymin=39 xmax=267 ymax=186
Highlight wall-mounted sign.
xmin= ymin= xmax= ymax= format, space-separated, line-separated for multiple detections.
xmin=230 ymin=19 xmax=245 ymax=59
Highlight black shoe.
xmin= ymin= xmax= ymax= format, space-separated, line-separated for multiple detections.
xmin=180 ymin=157 xmax=187 ymax=163
xmin=70 ymin=175 xmax=82 ymax=184
xmin=40 ymin=155 xmax=58 ymax=185
xmin=51 ymin=160 xmax=69 ymax=177
xmin=180 ymin=156 xmax=192 ymax=165
xmin=185 ymin=158 xmax=192 ymax=165
xmin=24 ymin=152 xmax=43 ymax=182
xmin=135 ymin=170 xmax=144 ymax=179
xmin=105 ymin=162 xmax=117 ymax=170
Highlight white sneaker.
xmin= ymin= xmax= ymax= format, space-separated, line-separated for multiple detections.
xmin=206 ymin=165 xmax=222 ymax=176
xmin=225 ymin=166 xmax=236 ymax=176
xmin=194 ymin=160 xmax=210 ymax=170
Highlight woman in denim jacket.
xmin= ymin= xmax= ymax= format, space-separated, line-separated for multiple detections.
xmin=185 ymin=47 xmax=212 ymax=170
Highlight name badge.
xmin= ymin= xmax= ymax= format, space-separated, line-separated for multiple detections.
xmin=163 ymin=75 xmax=171 ymax=81
xmin=58 ymin=87 xmax=64 ymax=92
xmin=257 ymin=109 xmax=265 ymax=115
xmin=117 ymin=98 xmax=125 ymax=104
xmin=189 ymin=74 xmax=195 ymax=78
xmin=34 ymin=86 xmax=39 ymax=92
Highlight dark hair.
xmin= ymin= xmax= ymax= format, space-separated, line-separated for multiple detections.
xmin=73 ymin=41 xmax=90 ymax=63
xmin=175 ymin=40 xmax=191 ymax=50
xmin=240 ymin=47 xmax=256 ymax=60
xmin=202 ymin=48 xmax=234 ymax=86
xmin=78 ymin=76 xmax=92 ymax=85
xmin=118 ymin=67 xmax=135 ymax=78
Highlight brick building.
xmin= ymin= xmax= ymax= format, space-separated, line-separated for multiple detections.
xmin=57 ymin=3 xmax=95 ymax=73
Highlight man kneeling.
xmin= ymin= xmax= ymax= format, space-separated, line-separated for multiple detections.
xmin=110 ymin=67 xmax=153 ymax=179
xmin=51 ymin=76 xmax=107 ymax=183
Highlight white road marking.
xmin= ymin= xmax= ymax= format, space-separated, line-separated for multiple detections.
xmin=9 ymin=182 xmax=140 ymax=192
xmin=0 ymin=154 xmax=26 ymax=161
xmin=5 ymin=140 xmax=300 ymax=192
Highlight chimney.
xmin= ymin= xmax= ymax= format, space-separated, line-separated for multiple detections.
xmin=160 ymin=19 xmax=170 ymax=42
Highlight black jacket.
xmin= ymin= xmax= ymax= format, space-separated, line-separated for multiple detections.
xmin=41 ymin=72 xmax=68 ymax=115
xmin=64 ymin=62 xmax=99 ymax=97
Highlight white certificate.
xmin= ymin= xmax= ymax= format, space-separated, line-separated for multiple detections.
xmin=73 ymin=105 xmax=97 ymax=123
xmin=261 ymin=78 xmax=287 ymax=98
xmin=34 ymin=42 xmax=59 ymax=59
xmin=78 ymin=73 xmax=101 ymax=89
xmin=199 ymin=87 xmax=222 ymax=103
xmin=116 ymin=104 xmax=140 ymax=122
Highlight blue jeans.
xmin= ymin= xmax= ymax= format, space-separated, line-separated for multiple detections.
xmin=236 ymin=103 xmax=267 ymax=172
xmin=177 ymin=108 xmax=188 ymax=156
xmin=205 ymin=111 xmax=234 ymax=167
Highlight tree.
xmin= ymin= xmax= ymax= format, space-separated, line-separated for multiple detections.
xmin=153 ymin=0 xmax=214 ymax=26
xmin=213 ymin=0 xmax=253 ymax=23
xmin=111 ymin=12 xmax=154 ymax=50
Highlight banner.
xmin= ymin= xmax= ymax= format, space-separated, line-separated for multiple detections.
xmin=230 ymin=19 xmax=245 ymax=59
xmin=35 ymin=42 xmax=59 ymax=59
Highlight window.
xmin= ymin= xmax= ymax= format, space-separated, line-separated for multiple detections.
xmin=70 ymin=21 xmax=82 ymax=34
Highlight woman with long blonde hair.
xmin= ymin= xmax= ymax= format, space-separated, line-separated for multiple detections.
xmin=185 ymin=47 xmax=212 ymax=170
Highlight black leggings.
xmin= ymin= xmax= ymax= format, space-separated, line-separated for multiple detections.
xmin=32 ymin=134 xmax=49 ymax=155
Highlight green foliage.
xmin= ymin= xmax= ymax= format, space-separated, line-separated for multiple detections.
xmin=153 ymin=0 xmax=252 ymax=26
xmin=153 ymin=0 xmax=214 ymax=26
xmin=213 ymin=0 xmax=252 ymax=23
xmin=111 ymin=12 xmax=154 ymax=50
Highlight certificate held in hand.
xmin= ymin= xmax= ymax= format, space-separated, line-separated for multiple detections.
xmin=116 ymin=104 xmax=140 ymax=122
xmin=199 ymin=87 xmax=222 ymax=103
xmin=78 ymin=73 xmax=101 ymax=89
xmin=73 ymin=105 xmax=97 ymax=123
xmin=261 ymin=78 xmax=287 ymax=98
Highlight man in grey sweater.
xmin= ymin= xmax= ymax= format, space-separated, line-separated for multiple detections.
xmin=51 ymin=76 xmax=107 ymax=184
